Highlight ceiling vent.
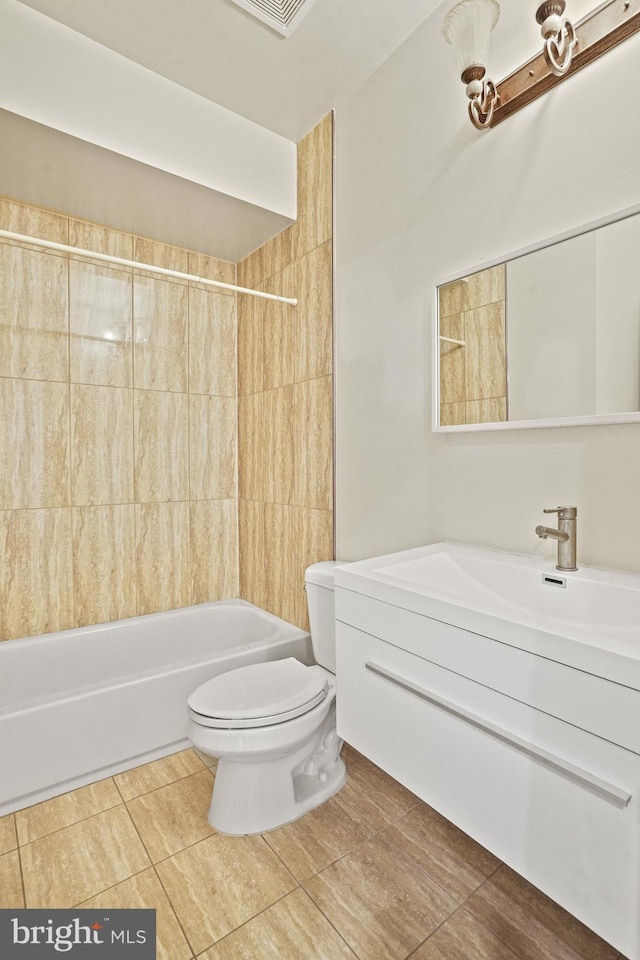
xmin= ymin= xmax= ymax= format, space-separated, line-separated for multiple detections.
xmin=227 ymin=0 xmax=318 ymax=37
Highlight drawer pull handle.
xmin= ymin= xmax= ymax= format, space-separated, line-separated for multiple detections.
xmin=365 ymin=661 xmax=632 ymax=807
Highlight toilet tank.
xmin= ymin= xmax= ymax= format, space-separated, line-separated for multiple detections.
xmin=305 ymin=561 xmax=339 ymax=674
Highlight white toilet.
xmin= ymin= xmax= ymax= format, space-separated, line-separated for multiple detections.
xmin=187 ymin=561 xmax=345 ymax=834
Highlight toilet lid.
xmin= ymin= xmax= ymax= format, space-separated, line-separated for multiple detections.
xmin=188 ymin=658 xmax=329 ymax=728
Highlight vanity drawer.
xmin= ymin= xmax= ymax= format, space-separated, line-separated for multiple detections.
xmin=336 ymin=621 xmax=640 ymax=958
xmin=335 ymin=587 xmax=640 ymax=754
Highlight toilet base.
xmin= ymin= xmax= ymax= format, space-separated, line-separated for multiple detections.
xmin=206 ymin=708 xmax=346 ymax=834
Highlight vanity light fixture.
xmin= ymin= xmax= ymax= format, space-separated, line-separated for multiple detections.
xmin=443 ymin=0 xmax=640 ymax=129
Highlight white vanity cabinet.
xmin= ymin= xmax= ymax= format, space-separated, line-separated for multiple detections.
xmin=335 ymin=569 xmax=640 ymax=960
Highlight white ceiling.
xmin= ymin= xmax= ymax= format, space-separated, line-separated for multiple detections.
xmin=19 ymin=0 xmax=444 ymax=141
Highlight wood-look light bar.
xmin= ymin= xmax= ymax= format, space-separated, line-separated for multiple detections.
xmin=491 ymin=0 xmax=640 ymax=127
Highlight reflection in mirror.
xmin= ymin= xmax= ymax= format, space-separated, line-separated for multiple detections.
xmin=436 ymin=210 xmax=640 ymax=430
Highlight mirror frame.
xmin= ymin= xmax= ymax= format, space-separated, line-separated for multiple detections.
xmin=433 ymin=201 xmax=640 ymax=433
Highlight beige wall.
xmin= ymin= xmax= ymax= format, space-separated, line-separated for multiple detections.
xmin=0 ymin=198 xmax=238 ymax=642
xmin=237 ymin=114 xmax=334 ymax=631
xmin=335 ymin=7 xmax=640 ymax=573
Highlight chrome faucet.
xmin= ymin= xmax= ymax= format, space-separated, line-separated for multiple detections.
xmin=535 ymin=506 xmax=578 ymax=572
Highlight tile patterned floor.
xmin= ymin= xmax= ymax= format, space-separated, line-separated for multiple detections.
xmin=0 ymin=744 xmax=626 ymax=960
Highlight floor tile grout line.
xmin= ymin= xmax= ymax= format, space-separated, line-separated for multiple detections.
xmin=194 ymin=884 xmax=303 ymax=958
xmin=15 ymin=832 xmax=28 ymax=909
xmin=15 ymin=785 xmax=124 ymax=848
xmin=295 ymin=884 xmax=361 ymax=960
xmin=119 ymin=759 xmax=211 ymax=805
xmin=405 ymin=901 xmax=468 ymax=959
xmin=72 ymin=864 xmax=154 ymax=908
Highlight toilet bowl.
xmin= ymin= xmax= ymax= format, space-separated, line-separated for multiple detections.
xmin=187 ymin=562 xmax=345 ymax=834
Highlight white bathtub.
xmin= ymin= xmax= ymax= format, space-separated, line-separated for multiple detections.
xmin=0 ymin=601 xmax=312 ymax=815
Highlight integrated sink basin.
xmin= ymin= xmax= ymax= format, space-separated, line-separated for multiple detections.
xmin=335 ymin=542 xmax=640 ymax=688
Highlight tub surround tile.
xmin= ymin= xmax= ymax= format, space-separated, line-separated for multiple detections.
xmin=200 ymin=887 xmax=357 ymax=960
xmin=69 ymin=260 xmax=133 ymax=388
xmin=264 ymin=796 xmax=375 ymax=884
xmin=0 ymin=508 xmax=73 ymax=641
xmin=295 ymin=241 xmax=333 ymax=383
xmin=464 ymin=302 xmax=506 ymax=402
xmin=0 ymin=379 xmax=70 ymax=510
xmin=262 ymin=265 xmax=296 ymax=391
xmin=263 ymin=503 xmax=298 ymax=624
xmin=411 ymin=907 xmax=523 ymax=960
xmin=135 ymin=502 xmax=191 ymax=616
xmin=263 ymin=386 xmax=295 ymax=505
xmin=126 ymin=770 xmax=215 ymax=863
xmin=0 ymin=243 xmax=69 ymax=381
xmin=0 ymin=815 xmax=17 ymax=855
xmin=188 ymin=288 xmax=236 ymax=397
xmin=304 ymin=835 xmax=457 ymax=960
xmin=72 ymin=505 xmax=137 ymax=627
xmin=238 ymin=293 xmax=264 ymax=397
xmin=20 ymin=806 xmax=150 ymax=908
xmin=466 ymin=397 xmax=507 ymax=424
xmin=464 ymin=264 xmax=505 ymax=312
xmin=190 ymin=499 xmax=238 ymax=603
xmin=15 ymin=778 xmax=122 ymax=846
xmin=238 ymin=500 xmax=266 ymax=609
xmin=69 ymin=220 xmax=133 ymax=261
xmin=114 ymin=749 xmax=205 ymax=803
xmin=189 ymin=251 xmax=236 ymax=295
xmin=79 ymin=867 xmax=191 ymax=960
xmin=156 ymin=833 xmax=297 ymax=954
xmin=293 ymin=377 xmax=333 ymax=511
xmin=439 ymin=315 xmax=466 ymax=406
xmin=293 ymin=507 xmax=334 ymax=629
xmin=439 ymin=402 xmax=466 ymax=427
xmin=133 ymin=276 xmax=188 ymax=392
xmin=189 ymin=395 xmax=237 ymax=501
xmin=70 ymin=384 xmax=134 ymax=506
xmin=295 ymin=115 xmax=332 ymax=261
xmin=133 ymin=237 xmax=189 ymax=278
xmin=0 ymin=198 xmax=67 ymax=244
xmin=380 ymin=803 xmax=501 ymax=903
xmin=134 ymin=390 xmax=189 ymax=502
xmin=335 ymin=756 xmax=419 ymax=833
xmin=465 ymin=865 xmax=619 ymax=960
xmin=0 ymin=850 xmax=24 ymax=908
xmin=238 ymin=394 xmax=264 ymax=502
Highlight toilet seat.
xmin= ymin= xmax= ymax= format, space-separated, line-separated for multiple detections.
xmin=188 ymin=658 xmax=329 ymax=729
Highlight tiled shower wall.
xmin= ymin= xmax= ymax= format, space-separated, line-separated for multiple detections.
xmin=237 ymin=114 xmax=334 ymax=631
xmin=0 ymin=199 xmax=238 ymax=642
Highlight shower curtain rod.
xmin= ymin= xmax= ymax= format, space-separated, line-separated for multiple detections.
xmin=0 ymin=230 xmax=298 ymax=305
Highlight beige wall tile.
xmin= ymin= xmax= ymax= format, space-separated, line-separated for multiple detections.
xmin=439 ymin=315 xmax=465 ymax=406
xmin=238 ymin=394 xmax=264 ymax=502
xmin=295 ymin=114 xmax=333 ymax=260
xmin=134 ymin=390 xmax=189 ymax=502
xmin=191 ymin=499 xmax=238 ymax=603
xmin=133 ymin=237 xmax=189 ymax=277
xmin=155 ymin=833 xmax=296 ymax=953
xmin=114 ymin=749 xmax=205 ymax=802
xmin=294 ymin=507 xmax=334 ymax=629
xmin=0 ymin=379 xmax=70 ymax=510
xmin=189 ymin=395 xmax=237 ymax=500
xmin=15 ymin=778 xmax=122 ymax=845
xmin=439 ymin=402 xmax=466 ymax=426
xmin=263 ymin=265 xmax=296 ymax=390
xmin=79 ymin=868 xmax=192 ymax=960
xmin=69 ymin=260 xmax=133 ymax=388
xmin=134 ymin=277 xmax=188 ymax=392
xmin=0 ymin=508 xmax=73 ymax=641
xmin=189 ymin=251 xmax=236 ymax=295
xmin=464 ymin=264 xmax=505 ymax=311
xmin=135 ymin=502 xmax=190 ymax=616
xmin=200 ymin=888 xmax=356 ymax=960
xmin=126 ymin=770 xmax=215 ymax=862
xmin=263 ymin=386 xmax=295 ymax=505
xmin=0 ymin=243 xmax=69 ymax=381
xmin=295 ymin=241 xmax=333 ymax=382
xmin=238 ymin=293 xmax=264 ymax=397
xmin=71 ymin=384 xmax=134 ymax=506
xmin=238 ymin=500 xmax=266 ymax=609
xmin=72 ymin=505 xmax=137 ymax=627
xmin=237 ymin=248 xmax=261 ymax=292
xmin=188 ymin=288 xmax=236 ymax=397
xmin=294 ymin=377 xmax=333 ymax=510
xmin=0 ymin=850 xmax=24 ymax=907
xmin=464 ymin=302 xmax=506 ymax=401
xmin=21 ymin=806 xmax=150 ymax=907
xmin=0 ymin=814 xmax=17 ymax=855
xmin=69 ymin=220 xmax=133 ymax=260
xmin=466 ymin=397 xmax=507 ymax=424
xmin=439 ymin=280 xmax=464 ymax=320
xmin=263 ymin=502 xmax=298 ymax=623
xmin=0 ymin=197 xmax=67 ymax=243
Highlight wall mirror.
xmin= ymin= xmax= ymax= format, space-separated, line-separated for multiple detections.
xmin=434 ymin=206 xmax=640 ymax=431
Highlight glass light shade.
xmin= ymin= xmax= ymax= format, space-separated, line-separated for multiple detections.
xmin=442 ymin=0 xmax=501 ymax=74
